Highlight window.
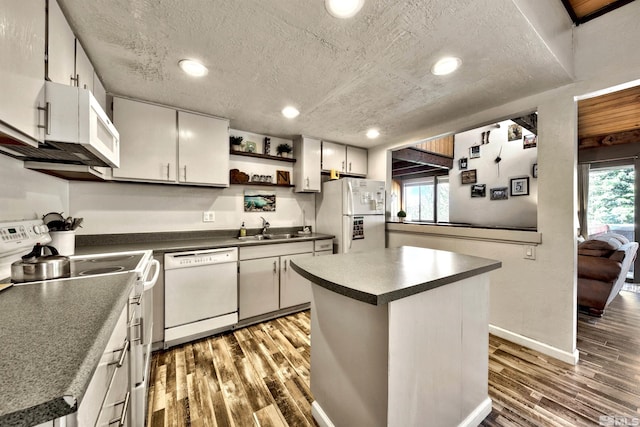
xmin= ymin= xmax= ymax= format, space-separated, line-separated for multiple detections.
xmin=402 ymin=175 xmax=449 ymax=223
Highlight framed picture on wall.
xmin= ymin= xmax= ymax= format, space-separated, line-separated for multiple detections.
xmin=471 ymin=184 xmax=486 ymax=198
xmin=508 ymin=124 xmax=522 ymax=141
xmin=461 ymin=169 xmax=477 ymax=184
xmin=490 ymin=187 xmax=509 ymax=200
xmin=532 ymin=163 xmax=538 ymax=178
xmin=459 ymin=157 xmax=468 ymax=169
xmin=523 ymin=134 xmax=537 ymax=149
xmin=469 ymin=145 xmax=481 ymax=159
xmin=510 ymin=177 xmax=530 ymax=196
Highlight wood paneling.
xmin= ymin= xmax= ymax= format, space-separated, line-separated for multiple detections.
xmin=149 ymin=291 xmax=640 ymax=426
xmin=578 ymin=85 xmax=640 ymax=149
xmin=561 ymin=0 xmax=635 ymax=23
xmin=413 ymin=135 xmax=454 ymax=158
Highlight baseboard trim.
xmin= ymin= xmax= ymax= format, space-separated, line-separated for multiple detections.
xmin=459 ymin=397 xmax=492 ymax=427
xmin=311 ymin=401 xmax=335 ymax=427
xmin=489 ymin=324 xmax=579 ymax=365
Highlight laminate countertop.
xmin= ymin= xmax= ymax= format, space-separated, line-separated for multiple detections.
xmin=0 ymin=273 xmax=136 ymax=426
xmin=291 ymin=246 xmax=501 ymax=305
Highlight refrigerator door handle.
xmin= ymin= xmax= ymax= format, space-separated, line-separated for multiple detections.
xmin=347 ymin=180 xmax=354 ymax=216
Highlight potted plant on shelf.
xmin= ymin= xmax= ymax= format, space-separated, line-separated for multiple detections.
xmin=276 ymin=143 xmax=292 ymax=158
xmin=230 ymin=136 xmax=243 ymax=151
xmin=397 ymin=210 xmax=407 ymax=223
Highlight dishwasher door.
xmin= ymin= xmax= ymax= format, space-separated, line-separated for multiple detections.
xmin=164 ymin=247 xmax=238 ymax=347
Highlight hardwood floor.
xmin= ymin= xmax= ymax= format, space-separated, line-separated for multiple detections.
xmin=148 ymin=291 xmax=640 ymax=426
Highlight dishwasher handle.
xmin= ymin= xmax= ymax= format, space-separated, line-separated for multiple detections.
xmin=164 ymin=247 xmax=238 ymax=269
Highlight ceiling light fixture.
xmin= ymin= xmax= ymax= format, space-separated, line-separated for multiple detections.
xmin=282 ymin=106 xmax=300 ymax=119
xmin=178 ymin=59 xmax=208 ymax=77
xmin=431 ymin=57 xmax=462 ymax=76
xmin=325 ymin=0 xmax=364 ymax=18
xmin=366 ymin=129 xmax=380 ymax=139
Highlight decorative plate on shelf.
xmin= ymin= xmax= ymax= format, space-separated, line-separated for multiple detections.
xmin=244 ymin=141 xmax=257 ymax=153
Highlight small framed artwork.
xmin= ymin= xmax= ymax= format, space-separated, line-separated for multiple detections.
xmin=490 ymin=187 xmax=509 ymax=200
xmin=244 ymin=191 xmax=276 ymax=212
xmin=469 ymin=145 xmax=481 ymax=159
xmin=532 ymin=163 xmax=538 ymax=178
xmin=508 ymin=124 xmax=522 ymax=141
xmin=244 ymin=141 xmax=257 ymax=153
xmin=510 ymin=177 xmax=530 ymax=196
xmin=461 ymin=169 xmax=477 ymax=184
xmin=471 ymin=184 xmax=486 ymax=198
xmin=276 ymin=170 xmax=290 ymax=185
xmin=523 ymin=134 xmax=537 ymax=149
xmin=459 ymin=157 xmax=468 ymax=170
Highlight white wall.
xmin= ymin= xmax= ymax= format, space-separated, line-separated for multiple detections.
xmin=69 ymin=181 xmax=315 ymax=235
xmin=0 ymin=155 xmax=68 ymax=221
xmin=369 ymin=0 xmax=640 ymax=360
xmin=449 ymin=120 xmax=538 ymax=228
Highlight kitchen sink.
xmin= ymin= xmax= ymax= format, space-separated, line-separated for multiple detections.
xmin=237 ymin=235 xmax=265 ymax=241
xmin=237 ymin=233 xmax=301 ymax=241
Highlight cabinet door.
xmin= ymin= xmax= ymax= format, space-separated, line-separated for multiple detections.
xmin=75 ymin=39 xmax=93 ymax=91
xmin=346 ymin=146 xmax=368 ymax=176
xmin=322 ymin=140 xmax=346 ymax=172
xmin=239 ymin=257 xmax=280 ymax=320
xmin=280 ymin=253 xmax=313 ymax=308
xmin=92 ymin=72 xmax=107 ymax=112
xmin=112 ymin=97 xmax=177 ymax=182
xmin=0 ymin=0 xmax=45 ymax=146
xmin=294 ymin=137 xmax=321 ymax=192
xmin=177 ymin=111 xmax=229 ymax=186
xmin=47 ymin=0 xmax=76 ymax=86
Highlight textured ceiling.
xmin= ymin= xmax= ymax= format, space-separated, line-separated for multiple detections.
xmin=58 ymin=0 xmax=574 ymax=147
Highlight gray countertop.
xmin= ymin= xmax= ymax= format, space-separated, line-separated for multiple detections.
xmin=0 ymin=273 xmax=136 ymax=426
xmin=291 ymin=246 xmax=501 ymax=305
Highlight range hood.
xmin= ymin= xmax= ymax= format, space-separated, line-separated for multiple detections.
xmin=0 ymin=82 xmax=120 ymax=176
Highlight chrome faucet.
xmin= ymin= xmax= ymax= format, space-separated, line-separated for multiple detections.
xmin=260 ymin=217 xmax=270 ymax=234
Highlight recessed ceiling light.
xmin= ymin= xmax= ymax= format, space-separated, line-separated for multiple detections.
xmin=325 ymin=0 xmax=364 ymax=18
xmin=366 ymin=129 xmax=380 ymax=139
xmin=431 ymin=57 xmax=462 ymax=76
xmin=282 ymin=106 xmax=300 ymax=119
xmin=178 ymin=59 xmax=208 ymax=77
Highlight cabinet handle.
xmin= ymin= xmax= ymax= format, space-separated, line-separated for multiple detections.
xmin=273 ymin=261 xmax=277 ymax=274
xmin=349 ymin=162 xmax=352 ymax=172
xmin=70 ymin=74 xmax=78 ymax=86
xmin=284 ymin=260 xmax=288 ymax=272
xmin=109 ymin=339 xmax=130 ymax=368
xmin=37 ymin=102 xmax=51 ymax=135
xmin=130 ymin=294 xmax=142 ymax=305
xmin=342 ymin=161 xmax=345 ymax=171
xmin=183 ymin=165 xmax=187 ymax=181
xmin=166 ymin=163 xmax=171 ymax=180
xmin=109 ymin=391 xmax=130 ymax=426
xmin=306 ymin=177 xmax=310 ymax=188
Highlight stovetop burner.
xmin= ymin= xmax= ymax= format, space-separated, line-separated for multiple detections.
xmin=78 ymin=266 xmax=126 ymax=276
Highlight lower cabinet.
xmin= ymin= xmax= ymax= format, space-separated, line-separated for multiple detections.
xmin=280 ymin=253 xmax=314 ymax=308
xmin=239 ymin=256 xmax=280 ymax=320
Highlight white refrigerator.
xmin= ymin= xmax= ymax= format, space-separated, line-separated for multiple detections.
xmin=316 ymin=178 xmax=386 ymax=253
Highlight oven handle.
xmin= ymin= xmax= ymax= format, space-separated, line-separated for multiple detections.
xmin=143 ymin=259 xmax=160 ymax=291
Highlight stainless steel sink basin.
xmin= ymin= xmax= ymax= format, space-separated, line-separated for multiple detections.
xmin=237 ymin=233 xmax=301 ymax=241
xmin=237 ymin=235 xmax=265 ymax=241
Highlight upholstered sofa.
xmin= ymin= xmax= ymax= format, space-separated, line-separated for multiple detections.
xmin=577 ymin=233 xmax=638 ymax=316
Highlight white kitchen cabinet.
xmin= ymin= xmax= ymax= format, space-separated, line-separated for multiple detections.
xmin=92 ymin=72 xmax=107 ymax=112
xmin=47 ymin=0 xmax=76 ymax=86
xmin=177 ymin=111 xmax=229 ymax=186
xmin=346 ymin=145 xmax=368 ymax=176
xmin=322 ymin=141 xmax=368 ymax=176
xmin=112 ymin=97 xmax=177 ymax=182
xmin=322 ymin=140 xmax=345 ymax=172
xmin=280 ymin=253 xmax=313 ymax=308
xmin=0 ymin=0 xmax=45 ymax=147
xmin=75 ymin=40 xmax=93 ymax=91
xmin=293 ymin=136 xmax=321 ymax=192
xmin=239 ymin=256 xmax=280 ymax=320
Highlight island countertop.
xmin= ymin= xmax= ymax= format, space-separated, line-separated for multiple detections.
xmin=291 ymin=245 xmax=501 ymax=305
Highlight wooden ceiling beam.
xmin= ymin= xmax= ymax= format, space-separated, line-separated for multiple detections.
xmin=392 ymin=165 xmax=441 ymax=177
xmin=579 ymin=129 xmax=640 ymax=150
xmin=392 ymin=148 xmax=453 ymax=169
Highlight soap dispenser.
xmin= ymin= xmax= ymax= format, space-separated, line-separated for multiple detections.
xmin=240 ymin=221 xmax=247 ymax=237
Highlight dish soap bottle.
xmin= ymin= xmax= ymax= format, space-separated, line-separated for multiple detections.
xmin=240 ymin=222 xmax=247 ymax=237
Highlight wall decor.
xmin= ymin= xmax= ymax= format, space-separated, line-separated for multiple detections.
xmin=523 ymin=134 xmax=537 ymax=149
xmin=244 ymin=141 xmax=257 ymax=153
xmin=276 ymin=170 xmax=291 ymax=185
xmin=461 ymin=169 xmax=477 ymax=184
xmin=510 ymin=177 xmax=529 ymax=196
xmin=508 ymin=124 xmax=522 ymax=141
xmin=264 ymin=137 xmax=271 ymax=155
xmin=459 ymin=157 xmax=468 ymax=169
xmin=244 ymin=191 xmax=276 ymax=212
xmin=469 ymin=145 xmax=481 ymax=159
xmin=490 ymin=187 xmax=509 ymax=200
xmin=532 ymin=163 xmax=538 ymax=178
xmin=471 ymin=184 xmax=486 ymax=198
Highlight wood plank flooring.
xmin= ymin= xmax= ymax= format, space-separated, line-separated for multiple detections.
xmin=148 ymin=291 xmax=640 ymax=426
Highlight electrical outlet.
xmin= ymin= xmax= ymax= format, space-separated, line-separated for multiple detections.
xmin=523 ymin=245 xmax=536 ymax=260
xmin=203 ymin=211 xmax=215 ymax=222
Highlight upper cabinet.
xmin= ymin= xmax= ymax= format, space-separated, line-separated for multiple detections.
xmin=47 ymin=0 xmax=75 ymax=86
xmin=293 ymin=136 xmax=321 ymax=192
xmin=177 ymin=111 xmax=229 ymax=186
xmin=321 ymin=141 xmax=367 ymax=177
xmin=74 ymin=40 xmax=93 ymax=91
xmin=0 ymin=0 xmax=45 ymax=147
xmin=112 ymin=97 xmax=229 ymax=187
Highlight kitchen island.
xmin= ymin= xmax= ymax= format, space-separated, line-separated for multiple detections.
xmin=291 ymin=246 xmax=501 ymax=427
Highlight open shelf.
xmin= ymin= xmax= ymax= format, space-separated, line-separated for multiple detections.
xmin=230 ymin=150 xmax=296 ymax=163
xmin=230 ymin=182 xmax=295 ymax=188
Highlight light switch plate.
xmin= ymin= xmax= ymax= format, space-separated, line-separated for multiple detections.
xmin=523 ymin=245 xmax=536 ymax=260
xmin=203 ymin=211 xmax=215 ymax=222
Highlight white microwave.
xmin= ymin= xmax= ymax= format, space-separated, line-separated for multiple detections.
xmin=42 ymin=81 xmax=120 ymax=168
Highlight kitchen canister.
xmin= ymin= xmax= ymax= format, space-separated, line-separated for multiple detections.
xmin=49 ymin=230 xmax=76 ymax=256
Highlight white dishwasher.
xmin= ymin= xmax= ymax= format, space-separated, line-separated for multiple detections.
xmin=164 ymin=247 xmax=238 ymax=348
